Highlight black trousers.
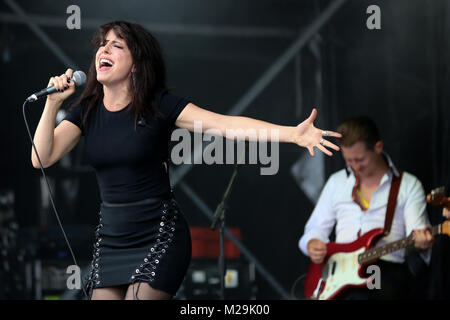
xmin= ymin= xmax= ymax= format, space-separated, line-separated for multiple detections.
xmin=337 ymin=260 xmax=415 ymax=300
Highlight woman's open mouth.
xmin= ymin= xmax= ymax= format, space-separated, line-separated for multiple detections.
xmin=98 ymin=58 xmax=114 ymax=71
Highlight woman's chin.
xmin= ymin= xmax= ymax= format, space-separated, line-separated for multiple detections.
xmin=96 ymin=75 xmax=111 ymax=86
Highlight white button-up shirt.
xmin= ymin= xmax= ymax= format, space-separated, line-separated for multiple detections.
xmin=299 ymin=154 xmax=431 ymax=264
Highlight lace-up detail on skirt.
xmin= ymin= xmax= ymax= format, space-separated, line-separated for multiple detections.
xmin=130 ymin=199 xmax=180 ymax=298
xmin=83 ymin=196 xmax=191 ymax=299
xmin=84 ymin=213 xmax=104 ymax=298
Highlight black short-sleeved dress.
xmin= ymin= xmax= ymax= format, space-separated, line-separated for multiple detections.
xmin=63 ymin=90 xmax=192 ymax=298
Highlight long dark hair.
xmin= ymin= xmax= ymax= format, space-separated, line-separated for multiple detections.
xmin=75 ymin=21 xmax=167 ymax=125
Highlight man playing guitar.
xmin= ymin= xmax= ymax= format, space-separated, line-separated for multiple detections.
xmin=299 ymin=116 xmax=434 ymax=299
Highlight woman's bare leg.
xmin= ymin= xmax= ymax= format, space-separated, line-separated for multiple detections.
xmin=91 ymin=286 xmax=127 ymax=300
xmin=125 ymin=282 xmax=171 ymax=300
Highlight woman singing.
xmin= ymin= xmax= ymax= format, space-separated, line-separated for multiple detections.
xmin=31 ymin=21 xmax=341 ymax=300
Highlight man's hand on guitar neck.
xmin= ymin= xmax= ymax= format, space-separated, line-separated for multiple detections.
xmin=412 ymin=226 xmax=434 ymax=250
xmin=443 ymin=197 xmax=450 ymax=219
xmin=307 ymin=239 xmax=327 ymax=264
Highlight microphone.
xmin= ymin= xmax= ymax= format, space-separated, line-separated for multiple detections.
xmin=26 ymin=70 xmax=87 ymax=102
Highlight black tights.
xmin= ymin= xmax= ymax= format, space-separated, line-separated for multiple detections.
xmin=91 ymin=283 xmax=171 ymax=300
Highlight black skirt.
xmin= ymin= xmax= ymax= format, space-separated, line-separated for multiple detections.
xmin=84 ymin=196 xmax=192 ymax=298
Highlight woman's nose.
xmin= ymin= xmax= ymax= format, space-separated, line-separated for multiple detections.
xmin=103 ymin=42 xmax=112 ymax=53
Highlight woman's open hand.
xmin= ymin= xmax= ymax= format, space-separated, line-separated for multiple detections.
xmin=292 ymin=108 xmax=342 ymax=156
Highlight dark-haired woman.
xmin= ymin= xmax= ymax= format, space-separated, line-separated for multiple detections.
xmin=31 ymin=21 xmax=341 ymax=300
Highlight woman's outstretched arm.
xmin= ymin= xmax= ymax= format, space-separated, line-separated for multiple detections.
xmin=175 ymin=103 xmax=342 ymax=156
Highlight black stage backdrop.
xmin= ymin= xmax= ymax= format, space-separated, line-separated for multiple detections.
xmin=0 ymin=0 xmax=448 ymax=299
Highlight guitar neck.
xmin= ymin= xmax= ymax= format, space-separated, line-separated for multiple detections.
xmin=358 ymin=225 xmax=441 ymax=265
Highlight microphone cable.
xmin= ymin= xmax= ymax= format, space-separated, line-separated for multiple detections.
xmin=22 ymin=99 xmax=89 ymax=300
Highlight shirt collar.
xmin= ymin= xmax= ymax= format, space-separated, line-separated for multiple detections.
xmin=383 ymin=152 xmax=400 ymax=177
xmin=345 ymin=151 xmax=400 ymax=178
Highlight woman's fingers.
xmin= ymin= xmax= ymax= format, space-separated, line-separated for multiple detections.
xmin=57 ymin=74 xmax=66 ymax=91
xmin=49 ymin=75 xmax=63 ymax=91
xmin=307 ymin=108 xmax=318 ymax=123
xmin=311 ymin=128 xmax=342 ymax=156
xmin=64 ymin=70 xmax=75 ymax=89
xmin=323 ymin=140 xmax=340 ymax=151
xmin=320 ymin=129 xmax=342 ymax=138
xmin=63 ymin=74 xmax=72 ymax=90
xmin=56 ymin=74 xmax=70 ymax=91
xmin=317 ymin=144 xmax=333 ymax=157
xmin=65 ymin=68 xmax=74 ymax=79
xmin=318 ymin=138 xmax=340 ymax=152
xmin=48 ymin=69 xmax=74 ymax=91
xmin=313 ymin=138 xmax=340 ymax=156
xmin=46 ymin=70 xmax=76 ymax=102
xmin=48 ymin=77 xmax=56 ymax=88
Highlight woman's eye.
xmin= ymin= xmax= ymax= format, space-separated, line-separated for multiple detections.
xmin=114 ymin=45 xmax=123 ymax=49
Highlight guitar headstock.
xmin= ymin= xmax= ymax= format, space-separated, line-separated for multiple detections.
xmin=427 ymin=186 xmax=450 ymax=207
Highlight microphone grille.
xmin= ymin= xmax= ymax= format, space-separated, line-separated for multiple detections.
xmin=72 ymin=70 xmax=87 ymax=86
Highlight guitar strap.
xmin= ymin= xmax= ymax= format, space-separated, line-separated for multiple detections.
xmin=383 ymin=171 xmax=403 ymax=236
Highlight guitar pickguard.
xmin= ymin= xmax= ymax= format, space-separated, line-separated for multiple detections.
xmin=315 ymin=247 xmax=367 ymax=300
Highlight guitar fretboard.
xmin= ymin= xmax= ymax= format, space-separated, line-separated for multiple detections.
xmin=358 ymin=225 xmax=440 ymax=265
